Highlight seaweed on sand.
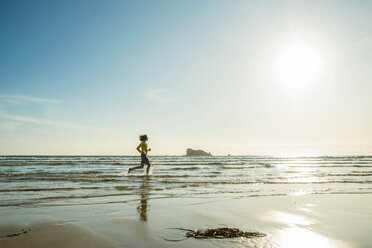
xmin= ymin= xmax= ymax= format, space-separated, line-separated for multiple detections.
xmin=163 ymin=226 xmax=266 ymax=242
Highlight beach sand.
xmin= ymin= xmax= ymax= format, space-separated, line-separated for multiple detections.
xmin=1 ymin=194 xmax=371 ymax=248
xmin=0 ymin=219 xmax=119 ymax=248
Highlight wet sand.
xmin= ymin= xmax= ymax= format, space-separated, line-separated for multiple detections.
xmin=1 ymin=194 xmax=371 ymax=248
xmin=0 ymin=219 xmax=119 ymax=248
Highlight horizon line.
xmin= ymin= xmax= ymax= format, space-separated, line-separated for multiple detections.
xmin=1 ymin=154 xmax=371 ymax=157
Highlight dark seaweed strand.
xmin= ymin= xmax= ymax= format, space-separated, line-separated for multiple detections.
xmin=163 ymin=227 xmax=266 ymax=242
xmin=163 ymin=228 xmax=195 ymax=242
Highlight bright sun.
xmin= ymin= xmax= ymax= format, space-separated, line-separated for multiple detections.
xmin=272 ymin=41 xmax=324 ymax=92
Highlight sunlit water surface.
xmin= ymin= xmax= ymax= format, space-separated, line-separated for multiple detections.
xmin=1 ymin=156 xmax=371 ymax=207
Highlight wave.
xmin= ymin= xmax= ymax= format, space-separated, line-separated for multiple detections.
xmin=114 ymin=186 xmax=136 ymax=191
xmin=171 ymin=166 xmax=200 ymax=171
xmin=0 ymin=187 xmax=100 ymax=192
xmin=153 ymin=175 xmax=189 ymax=178
xmin=288 ymin=165 xmax=372 ymax=168
xmin=317 ymin=173 xmax=372 ymax=177
xmin=220 ymin=166 xmax=247 ymax=170
xmin=0 ymin=162 xmax=28 ymax=166
xmin=1 ymin=171 xmax=103 ymax=177
xmin=5 ymin=177 xmax=121 ymax=183
xmin=158 ymin=179 xmax=372 ymax=185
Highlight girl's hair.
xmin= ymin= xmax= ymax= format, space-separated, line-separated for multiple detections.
xmin=139 ymin=134 xmax=148 ymax=141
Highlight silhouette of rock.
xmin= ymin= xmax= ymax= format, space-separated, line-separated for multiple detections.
xmin=186 ymin=148 xmax=212 ymax=156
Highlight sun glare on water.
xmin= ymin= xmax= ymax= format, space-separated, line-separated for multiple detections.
xmin=272 ymin=41 xmax=324 ymax=93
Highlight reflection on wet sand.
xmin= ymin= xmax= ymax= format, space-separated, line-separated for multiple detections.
xmin=277 ymin=226 xmax=341 ymax=248
xmin=137 ymin=177 xmax=150 ymax=222
xmin=270 ymin=211 xmax=348 ymax=248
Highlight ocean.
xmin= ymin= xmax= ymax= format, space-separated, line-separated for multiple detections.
xmin=1 ymin=155 xmax=372 ymax=208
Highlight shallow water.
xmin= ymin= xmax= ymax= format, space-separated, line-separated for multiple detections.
xmin=1 ymin=155 xmax=372 ymax=207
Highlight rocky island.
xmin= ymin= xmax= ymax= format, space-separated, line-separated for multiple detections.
xmin=186 ymin=148 xmax=212 ymax=156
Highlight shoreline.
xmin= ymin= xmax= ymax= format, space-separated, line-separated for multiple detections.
xmin=1 ymin=194 xmax=371 ymax=248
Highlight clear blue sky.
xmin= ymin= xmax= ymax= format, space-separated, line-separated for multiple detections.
xmin=1 ymin=0 xmax=371 ymax=155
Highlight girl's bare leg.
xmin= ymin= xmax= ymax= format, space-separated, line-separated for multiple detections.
xmin=146 ymin=163 xmax=151 ymax=175
xmin=128 ymin=164 xmax=144 ymax=174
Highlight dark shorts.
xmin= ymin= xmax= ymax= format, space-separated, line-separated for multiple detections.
xmin=141 ymin=153 xmax=150 ymax=165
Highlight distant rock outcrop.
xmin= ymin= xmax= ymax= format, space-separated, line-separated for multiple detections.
xmin=186 ymin=148 xmax=212 ymax=156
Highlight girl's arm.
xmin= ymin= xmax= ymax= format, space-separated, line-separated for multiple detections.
xmin=136 ymin=144 xmax=142 ymax=153
xmin=145 ymin=143 xmax=151 ymax=153
xmin=144 ymin=144 xmax=151 ymax=154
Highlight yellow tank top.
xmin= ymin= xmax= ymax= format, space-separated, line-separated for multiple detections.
xmin=136 ymin=142 xmax=149 ymax=155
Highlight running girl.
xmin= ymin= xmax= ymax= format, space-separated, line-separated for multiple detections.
xmin=128 ymin=134 xmax=151 ymax=175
